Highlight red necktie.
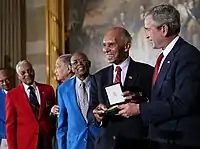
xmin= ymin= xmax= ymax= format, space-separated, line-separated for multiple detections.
xmin=153 ymin=53 xmax=164 ymax=84
xmin=114 ymin=66 xmax=122 ymax=83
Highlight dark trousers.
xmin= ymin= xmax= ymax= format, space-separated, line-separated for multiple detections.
xmin=37 ymin=132 xmax=53 ymax=149
xmin=115 ymin=138 xmax=149 ymax=149
xmin=149 ymin=141 xmax=200 ymax=149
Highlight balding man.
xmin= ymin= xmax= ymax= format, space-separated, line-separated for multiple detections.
xmin=91 ymin=27 xmax=154 ymax=149
xmin=6 ymin=60 xmax=56 ymax=149
xmin=0 ymin=68 xmax=13 ymax=149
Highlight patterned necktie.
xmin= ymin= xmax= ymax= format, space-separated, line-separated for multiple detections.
xmin=114 ymin=66 xmax=122 ymax=83
xmin=153 ymin=53 xmax=164 ymax=84
xmin=79 ymin=82 xmax=89 ymax=122
xmin=28 ymin=86 xmax=39 ymax=117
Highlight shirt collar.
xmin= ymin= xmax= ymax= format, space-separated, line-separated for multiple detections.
xmin=113 ymin=56 xmax=130 ymax=71
xmin=3 ymin=89 xmax=8 ymax=94
xmin=76 ymin=75 xmax=91 ymax=87
xmin=163 ymin=36 xmax=179 ymax=57
xmin=23 ymin=82 xmax=36 ymax=91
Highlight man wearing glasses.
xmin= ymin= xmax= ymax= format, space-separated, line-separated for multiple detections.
xmin=56 ymin=52 xmax=99 ymax=149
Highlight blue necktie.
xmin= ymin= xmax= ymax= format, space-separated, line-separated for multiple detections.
xmin=28 ymin=86 xmax=39 ymax=117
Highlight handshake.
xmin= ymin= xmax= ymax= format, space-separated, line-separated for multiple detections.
xmin=93 ymin=90 xmax=148 ymax=123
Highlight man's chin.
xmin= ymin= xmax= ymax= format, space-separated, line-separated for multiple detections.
xmin=107 ymin=59 xmax=115 ymax=64
xmin=25 ymin=80 xmax=34 ymax=85
xmin=3 ymin=87 xmax=10 ymax=91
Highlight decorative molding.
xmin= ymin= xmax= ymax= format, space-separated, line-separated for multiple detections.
xmin=45 ymin=0 xmax=65 ymax=90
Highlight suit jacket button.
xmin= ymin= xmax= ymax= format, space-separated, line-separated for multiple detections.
xmin=113 ymin=136 xmax=116 ymax=140
xmin=84 ymin=138 xmax=87 ymax=142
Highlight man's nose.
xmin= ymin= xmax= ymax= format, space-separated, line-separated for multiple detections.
xmin=24 ymin=71 xmax=31 ymax=76
xmin=103 ymin=47 xmax=110 ymax=53
xmin=145 ymin=31 xmax=149 ymax=39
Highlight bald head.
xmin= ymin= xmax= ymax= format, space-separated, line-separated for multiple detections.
xmin=71 ymin=52 xmax=91 ymax=80
xmin=0 ymin=68 xmax=13 ymax=91
xmin=102 ymin=27 xmax=132 ymax=64
xmin=105 ymin=27 xmax=132 ymax=44
xmin=71 ymin=52 xmax=89 ymax=61
xmin=0 ymin=69 xmax=10 ymax=77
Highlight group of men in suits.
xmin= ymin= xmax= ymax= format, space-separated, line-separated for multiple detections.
xmin=1 ymin=4 xmax=200 ymax=149
xmin=93 ymin=4 xmax=200 ymax=149
xmin=91 ymin=4 xmax=200 ymax=149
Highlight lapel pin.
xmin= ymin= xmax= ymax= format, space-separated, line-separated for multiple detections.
xmin=42 ymin=92 xmax=44 ymax=94
xmin=167 ymin=61 xmax=170 ymax=64
xmin=128 ymin=76 xmax=132 ymax=79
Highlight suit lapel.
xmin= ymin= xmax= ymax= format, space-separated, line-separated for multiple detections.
xmin=37 ymin=83 xmax=46 ymax=120
xmin=104 ymin=66 xmax=114 ymax=106
xmin=19 ymin=84 xmax=36 ymax=119
xmin=154 ymin=37 xmax=185 ymax=95
xmin=124 ymin=58 xmax=138 ymax=88
xmin=66 ymin=78 xmax=86 ymax=124
xmin=107 ymin=65 xmax=114 ymax=87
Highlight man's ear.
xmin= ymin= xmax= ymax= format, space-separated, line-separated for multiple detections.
xmin=67 ymin=65 xmax=72 ymax=72
xmin=16 ymin=73 xmax=20 ymax=80
xmin=88 ymin=60 xmax=91 ymax=68
xmin=162 ymin=24 xmax=169 ymax=37
xmin=125 ymin=42 xmax=131 ymax=52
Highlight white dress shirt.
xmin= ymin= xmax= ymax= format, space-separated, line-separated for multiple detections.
xmin=23 ymin=82 xmax=41 ymax=105
xmin=113 ymin=56 xmax=130 ymax=86
xmin=3 ymin=90 xmax=7 ymax=94
xmin=159 ymin=36 xmax=180 ymax=71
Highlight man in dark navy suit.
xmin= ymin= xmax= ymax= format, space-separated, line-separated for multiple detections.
xmin=119 ymin=4 xmax=200 ymax=149
xmin=90 ymin=27 xmax=154 ymax=149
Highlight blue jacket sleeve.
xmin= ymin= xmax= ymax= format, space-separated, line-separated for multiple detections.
xmin=56 ymin=87 xmax=68 ymax=149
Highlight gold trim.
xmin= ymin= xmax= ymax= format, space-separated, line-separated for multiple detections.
xmin=45 ymin=0 xmax=50 ymax=85
xmin=45 ymin=0 xmax=65 ymax=90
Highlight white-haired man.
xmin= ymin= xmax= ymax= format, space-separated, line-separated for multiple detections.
xmin=6 ymin=60 xmax=56 ymax=149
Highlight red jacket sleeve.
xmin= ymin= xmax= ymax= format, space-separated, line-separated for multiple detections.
xmin=6 ymin=93 xmax=17 ymax=149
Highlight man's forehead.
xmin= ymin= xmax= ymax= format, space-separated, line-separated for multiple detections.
xmin=0 ymin=70 xmax=9 ymax=77
xmin=103 ymin=37 xmax=116 ymax=43
xmin=19 ymin=63 xmax=32 ymax=70
xmin=71 ymin=54 xmax=87 ymax=60
xmin=144 ymin=15 xmax=153 ymax=25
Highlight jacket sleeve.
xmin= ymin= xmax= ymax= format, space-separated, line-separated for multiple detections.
xmin=6 ymin=93 xmax=17 ymax=149
xmin=140 ymin=50 xmax=200 ymax=124
xmin=56 ymin=87 xmax=68 ymax=149
xmin=89 ymin=75 xmax=109 ymax=127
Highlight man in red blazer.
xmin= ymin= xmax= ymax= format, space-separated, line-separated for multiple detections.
xmin=6 ymin=60 xmax=56 ymax=149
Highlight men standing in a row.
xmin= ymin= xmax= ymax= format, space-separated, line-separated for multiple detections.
xmin=57 ymin=52 xmax=99 ymax=149
xmin=0 ymin=68 xmax=13 ymax=149
xmin=6 ymin=60 xmax=56 ymax=149
xmin=91 ymin=27 xmax=154 ymax=149
xmin=118 ymin=4 xmax=200 ymax=149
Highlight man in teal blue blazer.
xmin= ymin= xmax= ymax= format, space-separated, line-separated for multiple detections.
xmin=56 ymin=52 xmax=99 ymax=149
xmin=0 ymin=68 xmax=13 ymax=145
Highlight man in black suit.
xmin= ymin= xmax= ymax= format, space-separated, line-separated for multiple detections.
xmin=120 ymin=4 xmax=200 ymax=149
xmin=90 ymin=27 xmax=154 ymax=149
